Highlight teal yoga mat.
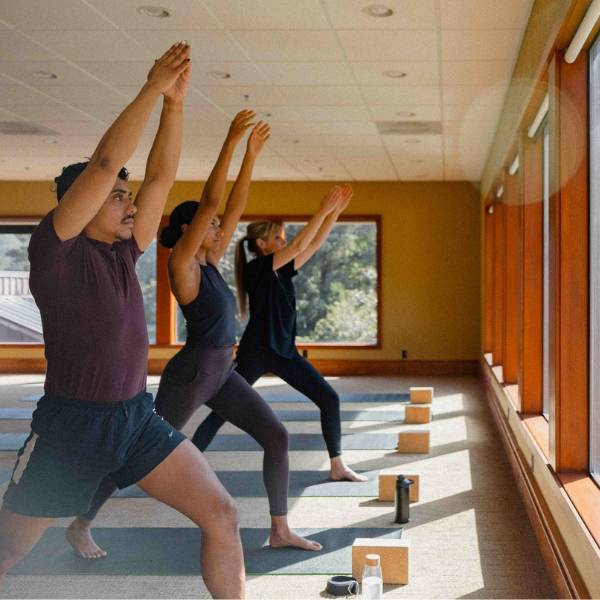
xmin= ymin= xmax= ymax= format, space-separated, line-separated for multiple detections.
xmin=10 ymin=527 xmax=402 ymax=576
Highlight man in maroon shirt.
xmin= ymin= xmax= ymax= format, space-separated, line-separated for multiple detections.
xmin=0 ymin=42 xmax=245 ymax=599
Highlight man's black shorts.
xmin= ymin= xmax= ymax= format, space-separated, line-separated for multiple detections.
xmin=2 ymin=391 xmax=186 ymax=517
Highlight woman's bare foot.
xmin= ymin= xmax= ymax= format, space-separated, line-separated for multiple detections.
xmin=270 ymin=517 xmax=322 ymax=551
xmin=330 ymin=456 xmax=369 ymax=482
xmin=66 ymin=518 xmax=107 ymax=559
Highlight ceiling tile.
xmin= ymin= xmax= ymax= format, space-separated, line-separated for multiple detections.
xmin=87 ymin=0 xmax=222 ymax=30
xmin=127 ymin=29 xmax=246 ymax=61
xmin=233 ymin=30 xmax=344 ymax=61
xmin=443 ymin=84 xmax=507 ymax=106
xmin=338 ymin=30 xmax=437 ymax=61
xmin=442 ymin=29 xmax=524 ymax=61
xmin=369 ymin=105 xmax=441 ymax=121
xmin=351 ymin=61 xmax=439 ymax=85
xmin=257 ymin=62 xmax=355 ymax=86
xmin=325 ymin=0 xmax=436 ymax=30
xmin=203 ymin=0 xmax=329 ymax=30
xmin=0 ymin=30 xmax=57 ymax=61
xmin=294 ymin=106 xmax=371 ymax=122
xmin=35 ymin=84 xmax=129 ymax=105
xmin=440 ymin=0 xmax=533 ymax=30
xmin=278 ymin=86 xmax=363 ymax=106
xmin=27 ymin=30 xmax=152 ymax=62
xmin=444 ymin=103 xmax=501 ymax=122
xmin=442 ymin=61 xmax=512 ymax=86
xmin=362 ymin=85 xmax=439 ymax=105
xmin=223 ymin=106 xmax=303 ymax=121
xmin=201 ymin=85 xmax=285 ymax=106
xmin=74 ymin=61 xmax=150 ymax=87
xmin=0 ymin=84 xmax=60 ymax=106
xmin=0 ymin=60 xmax=101 ymax=87
xmin=2 ymin=104 xmax=94 ymax=121
xmin=193 ymin=62 xmax=270 ymax=86
xmin=0 ymin=0 xmax=114 ymax=30
xmin=35 ymin=120 xmax=107 ymax=135
xmin=337 ymin=157 xmax=397 ymax=181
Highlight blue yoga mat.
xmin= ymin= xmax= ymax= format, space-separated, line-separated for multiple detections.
xmin=114 ymin=469 xmax=380 ymax=499
xmin=0 ymin=407 xmax=405 ymax=422
xmin=10 ymin=527 xmax=402 ymax=576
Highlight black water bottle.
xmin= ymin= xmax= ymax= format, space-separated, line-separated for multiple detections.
xmin=394 ymin=475 xmax=413 ymax=524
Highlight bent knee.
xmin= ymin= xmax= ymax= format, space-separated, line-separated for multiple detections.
xmin=262 ymin=423 xmax=289 ymax=454
xmin=206 ymin=494 xmax=239 ymax=531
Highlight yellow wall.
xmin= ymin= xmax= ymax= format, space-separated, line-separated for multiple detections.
xmin=0 ymin=179 xmax=481 ymax=362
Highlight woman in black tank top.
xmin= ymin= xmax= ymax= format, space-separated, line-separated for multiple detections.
xmin=153 ymin=111 xmax=322 ymax=552
xmin=194 ymin=184 xmax=369 ymax=483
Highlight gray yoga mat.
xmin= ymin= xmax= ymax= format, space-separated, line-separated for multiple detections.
xmin=18 ymin=392 xmax=409 ymax=404
xmin=0 ymin=407 xmax=405 ymax=422
xmin=10 ymin=527 xmax=402 ymax=576
xmin=114 ymin=469 xmax=380 ymax=499
xmin=209 ymin=433 xmax=397 ymax=451
xmin=0 ymin=432 xmax=397 ymax=452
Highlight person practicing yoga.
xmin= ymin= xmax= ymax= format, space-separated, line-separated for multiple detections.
xmin=194 ymin=183 xmax=367 ymax=483
xmin=0 ymin=43 xmax=246 ymax=599
xmin=151 ymin=110 xmax=322 ymax=552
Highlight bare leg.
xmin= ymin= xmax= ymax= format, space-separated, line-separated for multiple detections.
xmin=0 ymin=507 xmax=54 ymax=583
xmin=329 ymin=456 xmax=368 ymax=482
xmin=137 ymin=440 xmax=245 ymax=599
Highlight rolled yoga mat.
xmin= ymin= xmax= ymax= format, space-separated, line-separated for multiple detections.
xmin=0 ymin=407 xmax=406 ymax=422
xmin=0 ymin=432 xmax=398 ymax=452
xmin=114 ymin=469 xmax=381 ymax=498
xmin=10 ymin=527 xmax=402 ymax=576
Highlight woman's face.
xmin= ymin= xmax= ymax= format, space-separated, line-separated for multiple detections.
xmin=259 ymin=226 xmax=286 ymax=255
xmin=200 ymin=216 xmax=224 ymax=251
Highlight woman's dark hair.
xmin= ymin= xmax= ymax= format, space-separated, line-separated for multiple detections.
xmin=54 ymin=161 xmax=129 ymax=201
xmin=235 ymin=220 xmax=282 ymax=319
xmin=159 ymin=200 xmax=199 ymax=248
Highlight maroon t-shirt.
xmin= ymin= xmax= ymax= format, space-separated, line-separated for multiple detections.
xmin=28 ymin=211 xmax=148 ymax=403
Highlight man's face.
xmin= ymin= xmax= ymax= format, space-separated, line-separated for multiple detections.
xmin=89 ymin=178 xmax=136 ymax=242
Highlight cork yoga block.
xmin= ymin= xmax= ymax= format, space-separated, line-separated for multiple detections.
xmin=352 ymin=537 xmax=410 ymax=585
xmin=397 ymin=430 xmax=430 ymax=454
xmin=378 ymin=472 xmax=420 ymax=502
xmin=409 ymin=387 xmax=434 ymax=404
xmin=405 ymin=405 xmax=431 ymax=424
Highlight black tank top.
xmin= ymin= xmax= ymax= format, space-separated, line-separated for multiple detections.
xmin=180 ymin=263 xmax=237 ymax=347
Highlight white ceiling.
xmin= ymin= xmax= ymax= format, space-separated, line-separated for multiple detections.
xmin=0 ymin=0 xmax=533 ymax=182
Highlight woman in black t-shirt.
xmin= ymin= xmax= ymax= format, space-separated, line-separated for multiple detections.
xmin=195 ymin=184 xmax=368 ymax=483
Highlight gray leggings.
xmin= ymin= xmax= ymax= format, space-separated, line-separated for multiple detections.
xmin=82 ymin=345 xmax=289 ymax=520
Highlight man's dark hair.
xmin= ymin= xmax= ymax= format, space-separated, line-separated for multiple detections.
xmin=54 ymin=161 xmax=129 ymax=202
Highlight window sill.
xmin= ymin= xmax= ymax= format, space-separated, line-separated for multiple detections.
xmin=559 ymin=473 xmax=600 ymax=549
xmin=521 ymin=413 xmax=550 ymax=459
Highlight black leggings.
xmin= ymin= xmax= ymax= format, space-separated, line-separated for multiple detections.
xmin=194 ymin=348 xmax=342 ymax=458
xmin=82 ymin=345 xmax=289 ymax=519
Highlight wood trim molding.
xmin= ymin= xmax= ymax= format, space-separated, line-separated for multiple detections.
xmin=482 ymin=358 xmax=591 ymax=599
xmin=492 ymin=202 xmax=506 ymax=365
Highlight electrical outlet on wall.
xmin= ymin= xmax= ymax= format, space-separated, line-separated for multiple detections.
xmin=402 ymin=350 xmax=408 ymax=359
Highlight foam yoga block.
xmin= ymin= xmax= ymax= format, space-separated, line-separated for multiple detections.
xmin=378 ymin=472 xmax=420 ymax=502
xmin=409 ymin=387 xmax=434 ymax=404
xmin=405 ymin=405 xmax=431 ymax=424
xmin=397 ymin=430 xmax=430 ymax=453
xmin=352 ymin=537 xmax=410 ymax=584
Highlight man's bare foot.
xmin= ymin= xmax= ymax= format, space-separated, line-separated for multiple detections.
xmin=269 ymin=527 xmax=322 ymax=552
xmin=66 ymin=519 xmax=107 ymax=559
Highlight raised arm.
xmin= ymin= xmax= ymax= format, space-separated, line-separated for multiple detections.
xmin=133 ymin=52 xmax=191 ymax=251
xmin=294 ymin=183 xmax=352 ymax=270
xmin=53 ymin=42 xmax=190 ymax=242
xmin=271 ymin=185 xmax=342 ymax=271
xmin=207 ymin=121 xmax=271 ymax=265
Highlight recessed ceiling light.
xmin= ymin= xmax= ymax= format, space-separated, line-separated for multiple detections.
xmin=396 ymin=111 xmax=416 ymax=118
xmin=208 ymin=71 xmax=231 ymax=80
xmin=384 ymin=70 xmax=407 ymax=79
xmin=31 ymin=71 xmax=57 ymax=80
xmin=363 ymin=4 xmax=394 ymax=17
xmin=137 ymin=5 xmax=170 ymax=17
xmin=44 ymin=139 xmax=58 ymax=144
xmin=404 ymin=139 xmax=421 ymax=144
xmin=262 ymin=112 xmax=273 ymax=118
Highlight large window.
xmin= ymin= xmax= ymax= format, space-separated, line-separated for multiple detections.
xmin=0 ymin=223 xmax=157 ymax=345
xmin=542 ymin=120 xmax=551 ymax=419
xmin=589 ymin=35 xmax=600 ymax=485
xmin=176 ymin=218 xmax=379 ymax=346
xmin=0 ymin=224 xmax=42 ymax=343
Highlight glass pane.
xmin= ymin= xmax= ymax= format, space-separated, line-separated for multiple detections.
xmin=0 ymin=228 xmax=43 ymax=343
xmin=589 ymin=35 xmax=600 ymax=485
xmin=542 ymin=122 xmax=550 ymax=420
xmin=286 ymin=221 xmax=378 ymax=344
xmin=135 ymin=239 xmax=157 ymax=344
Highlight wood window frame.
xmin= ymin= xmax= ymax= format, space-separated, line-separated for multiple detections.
xmin=156 ymin=213 xmax=383 ymax=350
